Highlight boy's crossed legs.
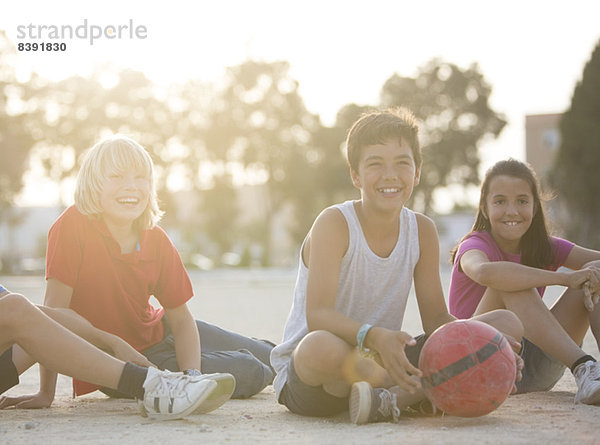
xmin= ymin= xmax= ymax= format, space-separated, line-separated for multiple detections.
xmin=282 ymin=310 xmax=523 ymax=422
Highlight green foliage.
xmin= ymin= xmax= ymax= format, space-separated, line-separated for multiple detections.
xmin=200 ymin=60 xmax=321 ymax=264
xmin=2 ymin=37 xmax=505 ymax=266
xmin=379 ymin=59 xmax=506 ymax=213
xmin=199 ymin=173 xmax=238 ymax=259
xmin=550 ymin=40 xmax=600 ymax=248
xmin=0 ymin=32 xmax=38 ymax=213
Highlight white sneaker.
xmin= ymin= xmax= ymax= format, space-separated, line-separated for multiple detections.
xmin=189 ymin=372 xmax=236 ymax=414
xmin=139 ymin=368 xmax=216 ymax=420
xmin=574 ymin=360 xmax=600 ymax=404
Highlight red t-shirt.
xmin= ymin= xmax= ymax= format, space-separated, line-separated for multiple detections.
xmin=46 ymin=206 xmax=193 ymax=395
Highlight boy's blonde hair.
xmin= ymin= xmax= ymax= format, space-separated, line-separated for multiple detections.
xmin=75 ymin=135 xmax=163 ymax=230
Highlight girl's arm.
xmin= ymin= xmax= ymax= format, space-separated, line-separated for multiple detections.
xmin=563 ymin=245 xmax=600 ymax=270
xmin=460 ymin=249 xmax=596 ymax=292
xmin=163 ymin=303 xmax=201 ymax=371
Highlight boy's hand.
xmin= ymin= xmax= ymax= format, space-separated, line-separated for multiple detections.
xmin=0 ymin=391 xmax=53 ymax=409
xmin=510 ymin=353 xmax=524 ymax=394
xmin=501 ymin=333 xmax=524 ymax=394
xmin=367 ymin=327 xmax=423 ymax=393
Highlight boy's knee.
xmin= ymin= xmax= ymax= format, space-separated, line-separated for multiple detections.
xmin=294 ymin=331 xmax=351 ymax=373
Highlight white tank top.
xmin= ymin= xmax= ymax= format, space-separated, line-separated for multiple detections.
xmin=271 ymin=200 xmax=421 ymax=397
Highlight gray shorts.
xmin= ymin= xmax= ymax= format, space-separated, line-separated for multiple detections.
xmin=0 ymin=347 xmax=19 ymax=395
xmin=279 ymin=334 xmax=427 ymax=417
xmin=515 ymin=338 xmax=566 ymax=393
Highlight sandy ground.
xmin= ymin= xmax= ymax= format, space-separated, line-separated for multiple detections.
xmin=2 ymin=268 xmax=600 ymax=445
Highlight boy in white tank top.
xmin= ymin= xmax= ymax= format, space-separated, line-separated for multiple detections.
xmin=270 ymin=108 xmax=525 ymax=423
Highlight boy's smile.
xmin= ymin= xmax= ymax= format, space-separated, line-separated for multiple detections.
xmin=100 ymin=170 xmax=150 ymax=227
xmin=351 ymin=138 xmax=420 ymax=212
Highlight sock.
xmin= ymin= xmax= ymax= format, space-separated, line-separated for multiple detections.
xmin=570 ymin=355 xmax=596 ymax=374
xmin=117 ymin=362 xmax=149 ymax=399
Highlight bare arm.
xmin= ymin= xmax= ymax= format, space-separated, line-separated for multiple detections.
xmin=460 ymin=249 xmax=597 ymax=292
xmin=304 ymin=208 xmax=358 ymax=342
xmin=163 ymin=303 xmax=201 ymax=371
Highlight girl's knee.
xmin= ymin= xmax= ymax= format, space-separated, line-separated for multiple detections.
xmin=477 ymin=309 xmax=524 ymax=340
xmin=500 ymin=309 xmax=525 ymax=339
xmin=0 ymin=293 xmax=31 ymax=326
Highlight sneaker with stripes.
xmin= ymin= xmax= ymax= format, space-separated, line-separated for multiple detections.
xmin=139 ymin=368 xmax=216 ymax=420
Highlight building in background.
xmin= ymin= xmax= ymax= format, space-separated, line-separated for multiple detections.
xmin=525 ymin=113 xmax=562 ymax=187
xmin=525 ymin=113 xmax=569 ymax=234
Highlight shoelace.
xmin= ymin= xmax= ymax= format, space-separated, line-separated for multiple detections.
xmin=582 ymin=362 xmax=600 ymax=382
xmin=152 ymin=372 xmax=190 ymax=398
xmin=378 ymin=390 xmax=401 ymax=422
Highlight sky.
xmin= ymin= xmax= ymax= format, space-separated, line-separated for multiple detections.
xmin=2 ymin=0 xmax=600 ymax=208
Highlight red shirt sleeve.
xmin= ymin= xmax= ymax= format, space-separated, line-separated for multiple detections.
xmin=45 ymin=207 xmax=87 ymax=287
xmin=149 ymin=226 xmax=194 ymax=309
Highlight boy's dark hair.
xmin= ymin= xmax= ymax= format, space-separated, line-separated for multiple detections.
xmin=450 ymin=158 xmax=554 ymax=269
xmin=345 ymin=108 xmax=422 ymax=172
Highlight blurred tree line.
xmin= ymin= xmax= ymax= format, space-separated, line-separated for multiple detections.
xmin=0 ymin=30 xmax=507 ymax=267
xmin=550 ymin=39 xmax=600 ymax=249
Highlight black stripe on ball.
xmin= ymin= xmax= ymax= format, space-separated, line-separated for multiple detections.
xmin=422 ymin=332 xmax=505 ymax=388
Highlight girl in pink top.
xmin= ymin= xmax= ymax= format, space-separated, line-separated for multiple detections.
xmin=449 ymin=159 xmax=600 ymax=404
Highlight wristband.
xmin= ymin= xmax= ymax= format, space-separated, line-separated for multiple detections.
xmin=357 ymin=323 xmax=373 ymax=351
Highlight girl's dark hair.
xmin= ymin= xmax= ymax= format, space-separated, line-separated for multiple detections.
xmin=450 ymin=158 xmax=554 ymax=268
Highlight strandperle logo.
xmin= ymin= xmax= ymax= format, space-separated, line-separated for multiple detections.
xmin=16 ymin=19 xmax=148 ymax=45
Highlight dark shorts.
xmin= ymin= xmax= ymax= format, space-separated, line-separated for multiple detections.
xmin=515 ymin=337 xmax=566 ymax=393
xmin=0 ymin=347 xmax=19 ymax=395
xmin=279 ymin=334 xmax=427 ymax=417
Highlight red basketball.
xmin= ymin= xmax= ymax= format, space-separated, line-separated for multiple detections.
xmin=418 ymin=319 xmax=516 ymax=417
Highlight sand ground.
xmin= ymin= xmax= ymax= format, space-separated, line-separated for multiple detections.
xmin=2 ymin=268 xmax=600 ymax=445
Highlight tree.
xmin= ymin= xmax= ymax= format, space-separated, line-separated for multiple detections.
xmin=201 ymin=60 xmax=321 ymax=264
xmin=27 ymin=68 xmax=190 ymax=223
xmin=550 ymin=39 xmax=600 ymax=248
xmin=379 ymin=59 xmax=506 ymax=214
xmin=0 ymin=31 xmax=40 ymax=213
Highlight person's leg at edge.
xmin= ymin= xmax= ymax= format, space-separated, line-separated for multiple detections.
xmin=1 ymin=293 xmax=219 ymax=419
xmin=0 ymin=293 xmax=126 ymax=390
